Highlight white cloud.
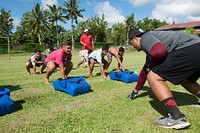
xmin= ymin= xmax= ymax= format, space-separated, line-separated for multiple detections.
xmin=13 ymin=17 xmax=21 ymax=27
xmin=94 ymin=1 xmax=125 ymax=25
xmin=129 ymin=0 xmax=158 ymax=6
xmin=152 ymin=0 xmax=200 ymax=23
xmin=129 ymin=0 xmax=200 ymax=23
xmin=41 ymin=0 xmax=58 ymax=10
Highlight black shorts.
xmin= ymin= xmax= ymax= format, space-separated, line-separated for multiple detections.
xmin=30 ymin=63 xmax=43 ymax=68
xmin=152 ymin=43 xmax=200 ymax=85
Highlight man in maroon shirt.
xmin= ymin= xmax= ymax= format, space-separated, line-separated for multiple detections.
xmin=128 ymin=28 xmax=200 ymax=129
xmin=80 ymin=29 xmax=94 ymax=53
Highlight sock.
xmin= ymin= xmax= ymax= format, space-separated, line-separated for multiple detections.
xmin=161 ymin=97 xmax=184 ymax=120
xmin=196 ymin=93 xmax=200 ymax=98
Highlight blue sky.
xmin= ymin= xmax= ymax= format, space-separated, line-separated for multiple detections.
xmin=1 ymin=0 xmax=200 ymax=32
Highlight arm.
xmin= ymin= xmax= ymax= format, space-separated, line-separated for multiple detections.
xmin=91 ymin=36 xmax=94 ymax=50
xmin=80 ymin=35 xmax=86 ymax=47
xmin=59 ymin=64 xmax=66 ymax=80
xmin=128 ymin=55 xmax=151 ymax=99
xmin=99 ymin=62 xmax=107 ymax=80
xmin=31 ymin=55 xmax=37 ymax=75
xmin=115 ymin=55 xmax=125 ymax=71
xmin=149 ymin=42 xmax=168 ymax=67
xmin=33 ymin=65 xmax=37 ymax=75
xmin=133 ymin=68 xmax=147 ymax=93
xmin=128 ymin=67 xmax=147 ymax=100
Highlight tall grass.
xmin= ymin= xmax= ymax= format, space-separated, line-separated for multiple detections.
xmin=0 ymin=49 xmax=199 ymax=133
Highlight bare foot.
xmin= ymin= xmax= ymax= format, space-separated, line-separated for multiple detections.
xmin=27 ymin=72 xmax=31 ymax=76
xmin=45 ymin=78 xmax=50 ymax=84
xmin=89 ymin=75 xmax=93 ymax=78
xmin=103 ymin=76 xmax=108 ymax=80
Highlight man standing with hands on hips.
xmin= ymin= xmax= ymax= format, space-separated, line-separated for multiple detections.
xmin=128 ymin=28 xmax=200 ymax=129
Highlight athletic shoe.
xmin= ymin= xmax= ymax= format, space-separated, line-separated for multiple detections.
xmin=195 ymin=102 xmax=200 ymax=107
xmin=154 ymin=114 xmax=191 ymax=129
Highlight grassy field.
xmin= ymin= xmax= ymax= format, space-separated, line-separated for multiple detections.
xmin=0 ymin=48 xmax=199 ymax=133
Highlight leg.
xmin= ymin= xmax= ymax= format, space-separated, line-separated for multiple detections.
xmin=147 ymin=70 xmax=173 ymax=101
xmin=77 ymin=59 xmax=84 ymax=68
xmin=45 ymin=61 xmax=56 ymax=84
xmin=102 ymin=58 xmax=108 ymax=73
xmin=25 ymin=62 xmax=32 ymax=75
xmin=36 ymin=62 xmax=46 ymax=74
xmin=40 ymin=64 xmax=46 ymax=74
xmin=106 ymin=59 xmax=112 ymax=71
xmin=181 ymin=80 xmax=200 ymax=96
xmin=88 ymin=59 xmax=95 ymax=78
xmin=64 ymin=61 xmax=73 ymax=77
xmin=147 ymin=71 xmax=190 ymax=129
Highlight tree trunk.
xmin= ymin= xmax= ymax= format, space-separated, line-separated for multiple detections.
xmin=71 ymin=22 xmax=74 ymax=49
xmin=38 ymin=33 xmax=42 ymax=45
xmin=126 ymin=27 xmax=130 ymax=45
xmin=56 ymin=20 xmax=59 ymax=48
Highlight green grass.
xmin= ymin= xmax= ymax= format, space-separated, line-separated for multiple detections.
xmin=0 ymin=48 xmax=199 ymax=133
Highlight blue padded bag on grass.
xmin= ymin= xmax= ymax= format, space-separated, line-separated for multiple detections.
xmin=53 ymin=76 xmax=91 ymax=96
xmin=0 ymin=88 xmax=14 ymax=116
xmin=109 ymin=70 xmax=138 ymax=83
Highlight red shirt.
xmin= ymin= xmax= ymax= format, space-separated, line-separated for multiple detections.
xmin=80 ymin=33 xmax=94 ymax=51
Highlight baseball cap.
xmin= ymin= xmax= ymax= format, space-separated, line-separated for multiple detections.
xmin=84 ymin=29 xmax=89 ymax=32
xmin=129 ymin=28 xmax=144 ymax=40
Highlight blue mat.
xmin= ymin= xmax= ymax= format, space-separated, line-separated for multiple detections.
xmin=109 ymin=70 xmax=138 ymax=83
xmin=53 ymin=76 xmax=92 ymax=96
xmin=0 ymin=88 xmax=14 ymax=116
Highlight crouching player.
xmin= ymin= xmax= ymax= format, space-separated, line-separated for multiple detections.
xmin=25 ymin=49 xmax=46 ymax=75
xmin=44 ymin=41 xmax=73 ymax=84
xmin=88 ymin=45 xmax=109 ymax=80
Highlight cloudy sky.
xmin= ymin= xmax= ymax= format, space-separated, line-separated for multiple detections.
xmin=1 ymin=0 xmax=200 ymax=31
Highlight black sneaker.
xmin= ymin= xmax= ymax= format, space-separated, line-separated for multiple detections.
xmin=154 ymin=114 xmax=191 ymax=129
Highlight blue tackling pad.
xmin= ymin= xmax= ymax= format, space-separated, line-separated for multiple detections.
xmin=53 ymin=76 xmax=92 ymax=96
xmin=0 ymin=88 xmax=14 ymax=116
xmin=109 ymin=70 xmax=138 ymax=83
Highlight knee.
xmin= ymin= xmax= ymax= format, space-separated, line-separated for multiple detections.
xmin=89 ymin=60 xmax=95 ymax=65
xmin=48 ymin=63 xmax=56 ymax=70
xmin=66 ymin=61 xmax=73 ymax=69
xmin=25 ymin=62 xmax=30 ymax=67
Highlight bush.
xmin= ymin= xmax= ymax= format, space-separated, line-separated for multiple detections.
xmin=0 ymin=44 xmax=7 ymax=54
xmin=22 ymin=43 xmax=46 ymax=53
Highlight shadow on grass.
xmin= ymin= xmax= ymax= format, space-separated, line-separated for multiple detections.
xmin=13 ymin=100 xmax=26 ymax=112
xmin=137 ymin=86 xmax=198 ymax=116
xmin=0 ymin=85 xmax=22 ymax=92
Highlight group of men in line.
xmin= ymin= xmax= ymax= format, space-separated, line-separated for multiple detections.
xmin=25 ymin=29 xmax=125 ymax=83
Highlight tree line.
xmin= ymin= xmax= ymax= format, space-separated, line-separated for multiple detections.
xmin=0 ymin=0 xmax=168 ymax=53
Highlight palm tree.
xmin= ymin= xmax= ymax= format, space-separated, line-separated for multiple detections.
xmin=124 ymin=13 xmax=136 ymax=45
xmin=24 ymin=3 xmax=49 ymax=45
xmin=45 ymin=4 xmax=67 ymax=47
xmin=63 ymin=0 xmax=86 ymax=48
xmin=0 ymin=8 xmax=13 ymax=36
